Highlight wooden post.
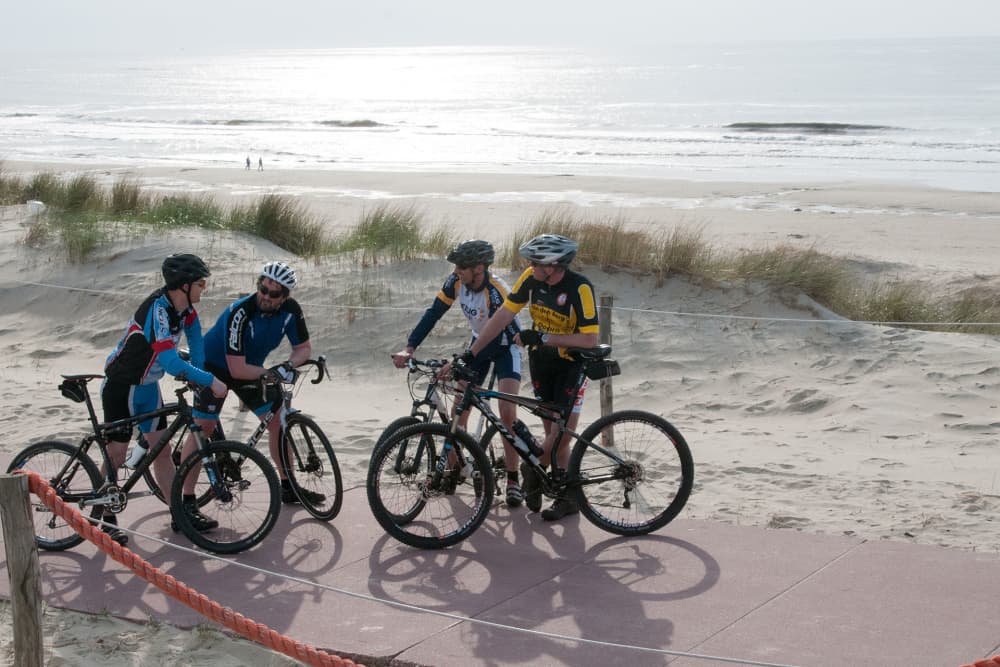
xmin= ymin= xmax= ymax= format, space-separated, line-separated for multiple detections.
xmin=0 ymin=474 xmax=44 ymax=667
xmin=598 ymin=294 xmax=614 ymax=417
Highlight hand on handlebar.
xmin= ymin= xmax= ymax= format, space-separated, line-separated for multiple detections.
xmin=264 ymin=362 xmax=296 ymax=384
xmin=391 ymin=349 xmax=413 ymax=369
xmin=210 ymin=376 xmax=228 ymax=398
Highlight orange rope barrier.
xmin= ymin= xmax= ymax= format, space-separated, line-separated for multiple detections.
xmin=961 ymin=658 xmax=1000 ymax=667
xmin=17 ymin=470 xmax=363 ymax=667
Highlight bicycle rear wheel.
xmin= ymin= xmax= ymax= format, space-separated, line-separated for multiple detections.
xmin=171 ymin=440 xmax=280 ymax=554
xmin=7 ymin=440 xmax=103 ymax=551
xmin=142 ymin=424 xmax=224 ymax=505
xmin=368 ymin=422 xmax=493 ymax=549
xmin=280 ymin=413 xmax=343 ymax=521
xmin=570 ymin=410 xmax=694 ymax=536
xmin=370 ymin=415 xmax=421 ymax=466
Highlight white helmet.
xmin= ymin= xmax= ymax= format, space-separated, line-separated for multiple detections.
xmin=260 ymin=261 xmax=297 ymax=289
xmin=518 ymin=234 xmax=578 ymax=266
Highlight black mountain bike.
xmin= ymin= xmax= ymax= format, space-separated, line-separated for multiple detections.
xmin=367 ymin=345 xmax=694 ymax=549
xmin=142 ymin=357 xmax=343 ymax=522
xmin=8 ymin=374 xmax=280 ymax=554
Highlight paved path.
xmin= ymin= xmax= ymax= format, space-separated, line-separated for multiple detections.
xmin=2 ymin=486 xmax=999 ymax=666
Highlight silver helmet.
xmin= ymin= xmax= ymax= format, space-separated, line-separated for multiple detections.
xmin=518 ymin=234 xmax=578 ymax=266
xmin=260 ymin=261 xmax=297 ymax=289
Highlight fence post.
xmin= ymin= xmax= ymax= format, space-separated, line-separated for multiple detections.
xmin=0 ymin=474 xmax=44 ymax=667
xmin=598 ymin=294 xmax=614 ymax=418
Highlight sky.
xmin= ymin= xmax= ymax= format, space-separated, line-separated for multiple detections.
xmin=6 ymin=0 xmax=1000 ymax=54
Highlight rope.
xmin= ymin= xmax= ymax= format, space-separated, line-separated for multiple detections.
xmin=962 ymin=658 xmax=1000 ymax=667
xmin=16 ymin=470 xmax=362 ymax=667
xmin=11 ymin=278 xmax=1000 ymax=327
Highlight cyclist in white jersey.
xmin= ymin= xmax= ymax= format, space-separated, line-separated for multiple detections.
xmin=392 ymin=239 xmax=527 ymax=507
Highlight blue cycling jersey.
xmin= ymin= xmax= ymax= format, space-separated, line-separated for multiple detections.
xmin=203 ymin=293 xmax=309 ymax=369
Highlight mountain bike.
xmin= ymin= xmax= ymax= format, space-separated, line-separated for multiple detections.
xmin=141 ymin=357 xmax=343 ymax=522
xmin=7 ymin=374 xmax=280 ymax=554
xmin=367 ymin=345 xmax=694 ymax=549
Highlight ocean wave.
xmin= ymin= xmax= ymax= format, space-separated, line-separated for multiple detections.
xmin=0 ymin=112 xmax=38 ymax=118
xmin=726 ymin=122 xmax=901 ymax=134
xmin=316 ymin=119 xmax=388 ymax=128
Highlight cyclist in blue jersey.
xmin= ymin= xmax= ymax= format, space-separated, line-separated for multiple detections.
xmin=392 ymin=239 xmax=527 ymax=507
xmin=191 ymin=261 xmax=322 ymax=505
xmin=101 ymin=253 xmax=228 ymax=544
xmin=465 ymin=234 xmax=599 ymax=521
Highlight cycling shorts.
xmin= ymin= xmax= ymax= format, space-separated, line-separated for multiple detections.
xmin=528 ymin=350 xmax=588 ymax=415
xmin=192 ymin=363 xmax=281 ymax=421
xmin=100 ymin=380 xmax=166 ymax=441
xmin=469 ymin=344 xmax=521 ymax=385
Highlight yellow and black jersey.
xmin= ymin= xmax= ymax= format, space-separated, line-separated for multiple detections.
xmin=504 ymin=267 xmax=599 ymax=358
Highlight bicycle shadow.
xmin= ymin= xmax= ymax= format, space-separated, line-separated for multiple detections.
xmin=365 ymin=507 xmax=720 ymax=666
xmin=22 ymin=503 xmax=347 ymax=636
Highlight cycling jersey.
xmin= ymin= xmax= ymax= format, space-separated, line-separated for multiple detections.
xmin=203 ymin=293 xmax=309 ymax=369
xmin=103 ymin=289 xmax=213 ymax=387
xmin=504 ymin=267 xmax=599 ymax=359
xmin=408 ymin=272 xmax=521 ymax=355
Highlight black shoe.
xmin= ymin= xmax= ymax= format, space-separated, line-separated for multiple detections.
xmin=171 ymin=500 xmax=218 ymax=532
xmin=541 ymin=497 xmax=579 ymax=521
xmin=99 ymin=515 xmax=128 ymax=546
xmin=281 ymin=486 xmax=326 ymax=505
xmin=519 ymin=462 xmax=543 ymax=512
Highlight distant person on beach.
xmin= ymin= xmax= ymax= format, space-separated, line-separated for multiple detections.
xmin=464 ymin=234 xmax=599 ymax=521
xmin=191 ymin=261 xmax=322 ymax=506
xmin=101 ymin=254 xmax=228 ymax=545
xmin=258 ymin=157 xmax=263 ymax=171
xmin=246 ymin=156 xmax=251 ymax=170
xmin=392 ymin=239 xmax=526 ymax=507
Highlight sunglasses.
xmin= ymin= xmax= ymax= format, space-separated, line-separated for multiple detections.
xmin=258 ymin=285 xmax=286 ymax=298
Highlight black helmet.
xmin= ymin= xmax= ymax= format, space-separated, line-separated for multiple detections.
xmin=447 ymin=239 xmax=495 ymax=267
xmin=518 ymin=234 xmax=577 ymax=266
xmin=162 ymin=253 xmax=210 ymax=289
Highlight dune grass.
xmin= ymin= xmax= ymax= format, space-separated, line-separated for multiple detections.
xmin=4 ymin=165 xmax=997 ymax=333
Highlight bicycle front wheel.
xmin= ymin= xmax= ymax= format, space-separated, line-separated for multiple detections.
xmin=281 ymin=414 xmax=343 ymax=521
xmin=171 ymin=441 xmax=280 ymax=554
xmin=368 ymin=422 xmax=493 ymax=549
xmin=7 ymin=440 xmax=103 ymax=551
xmin=570 ymin=410 xmax=694 ymax=536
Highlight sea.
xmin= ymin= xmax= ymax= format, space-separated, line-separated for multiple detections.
xmin=2 ymin=37 xmax=999 ymax=192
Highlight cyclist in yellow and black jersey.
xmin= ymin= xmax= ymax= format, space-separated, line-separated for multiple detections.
xmin=466 ymin=234 xmax=599 ymax=521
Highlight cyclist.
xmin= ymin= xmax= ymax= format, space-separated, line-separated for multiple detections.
xmin=392 ymin=239 xmax=527 ymax=507
xmin=463 ymin=234 xmax=599 ymax=521
xmin=101 ymin=253 xmax=228 ymax=545
xmin=191 ymin=261 xmax=323 ymax=506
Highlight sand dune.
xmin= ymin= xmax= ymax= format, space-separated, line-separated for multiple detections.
xmin=1 ymin=164 xmax=999 ymax=663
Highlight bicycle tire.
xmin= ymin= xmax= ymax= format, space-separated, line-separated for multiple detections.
xmin=569 ymin=410 xmax=694 ymax=536
xmin=280 ymin=413 xmax=343 ymax=521
xmin=374 ymin=419 xmax=437 ymax=524
xmin=171 ymin=440 xmax=280 ymax=554
xmin=368 ymin=422 xmax=493 ymax=549
xmin=371 ymin=415 xmax=422 ymax=465
xmin=478 ymin=423 xmax=513 ymax=489
xmin=7 ymin=440 xmax=103 ymax=551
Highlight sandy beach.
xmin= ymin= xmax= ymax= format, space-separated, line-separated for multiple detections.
xmin=2 ymin=161 xmax=1000 ymax=664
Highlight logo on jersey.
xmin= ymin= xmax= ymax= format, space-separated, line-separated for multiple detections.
xmin=557 ymin=293 xmax=568 ymax=306
xmin=228 ymin=309 xmax=246 ymax=350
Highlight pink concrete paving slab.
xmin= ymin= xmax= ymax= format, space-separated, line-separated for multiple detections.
xmin=671 ymin=539 xmax=1000 ymax=667
xmin=396 ymin=519 xmax=862 ymax=667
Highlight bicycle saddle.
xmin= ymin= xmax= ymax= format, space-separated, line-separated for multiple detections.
xmin=566 ymin=344 xmax=612 ymax=362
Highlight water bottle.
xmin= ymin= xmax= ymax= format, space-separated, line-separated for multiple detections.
xmin=512 ymin=420 xmax=543 ymax=457
xmin=125 ymin=441 xmax=148 ymax=469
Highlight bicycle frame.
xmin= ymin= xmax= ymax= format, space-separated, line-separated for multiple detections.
xmin=53 ymin=379 xmax=218 ymax=512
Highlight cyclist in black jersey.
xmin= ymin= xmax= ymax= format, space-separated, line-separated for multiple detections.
xmin=466 ymin=234 xmax=599 ymax=521
xmin=393 ymin=239 xmax=527 ymax=507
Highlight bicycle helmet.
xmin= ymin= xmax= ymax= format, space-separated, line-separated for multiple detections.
xmin=518 ymin=234 xmax=578 ymax=266
xmin=447 ymin=239 xmax=495 ymax=267
xmin=162 ymin=253 xmax=210 ymax=289
xmin=260 ymin=261 xmax=297 ymax=290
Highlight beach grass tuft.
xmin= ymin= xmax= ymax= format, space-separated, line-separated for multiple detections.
xmin=229 ymin=194 xmax=327 ymax=256
xmin=335 ymin=204 xmax=423 ymax=264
